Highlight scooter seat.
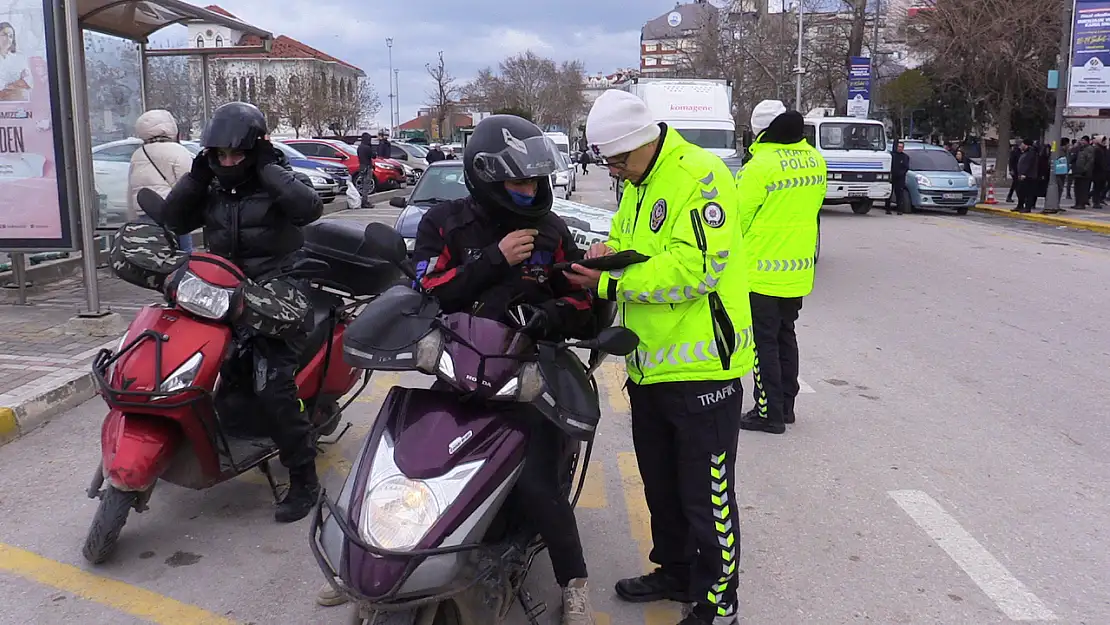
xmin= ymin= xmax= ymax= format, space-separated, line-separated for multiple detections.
xmin=298 ymin=289 xmax=344 ymax=370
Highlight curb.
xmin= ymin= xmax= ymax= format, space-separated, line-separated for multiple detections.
xmin=972 ymin=204 xmax=1110 ymax=234
xmin=0 ymin=369 xmax=97 ymax=447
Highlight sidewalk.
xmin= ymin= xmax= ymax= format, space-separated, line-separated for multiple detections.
xmin=972 ymin=196 xmax=1110 ymax=235
xmin=0 ymin=190 xmax=410 ymax=446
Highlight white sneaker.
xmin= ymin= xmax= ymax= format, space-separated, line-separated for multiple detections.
xmin=562 ymin=578 xmax=595 ymax=625
xmin=316 ymin=582 xmax=349 ymax=607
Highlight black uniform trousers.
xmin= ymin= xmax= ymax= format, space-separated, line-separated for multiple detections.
xmin=749 ymin=292 xmax=804 ymax=425
xmin=627 ymin=378 xmax=743 ymax=618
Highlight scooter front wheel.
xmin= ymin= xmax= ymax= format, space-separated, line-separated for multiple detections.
xmin=82 ymin=485 xmax=137 ymax=564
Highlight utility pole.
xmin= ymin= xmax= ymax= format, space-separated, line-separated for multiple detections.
xmin=794 ymin=0 xmax=805 ymax=110
xmin=386 ymin=38 xmax=395 ymax=132
xmin=394 ymin=69 xmax=401 ymax=133
xmin=1044 ymin=0 xmax=1073 ymax=213
xmin=869 ymin=0 xmax=882 ymax=117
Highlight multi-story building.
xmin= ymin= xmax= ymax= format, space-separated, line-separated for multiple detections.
xmin=186 ymin=5 xmax=364 ymax=136
xmin=640 ymin=1 xmax=717 ymax=76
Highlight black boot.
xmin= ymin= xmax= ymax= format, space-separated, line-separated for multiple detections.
xmin=275 ymin=463 xmax=321 ymax=523
xmin=614 ymin=568 xmax=693 ymax=603
xmin=784 ymin=397 xmax=796 ymax=425
xmin=739 ymin=408 xmax=786 ymax=434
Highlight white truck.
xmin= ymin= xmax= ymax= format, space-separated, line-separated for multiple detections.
xmin=618 ymin=78 xmax=737 ymax=159
xmin=802 ymin=113 xmax=891 ymax=215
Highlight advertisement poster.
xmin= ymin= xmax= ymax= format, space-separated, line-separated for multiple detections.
xmin=847 ymin=56 xmax=871 ymax=119
xmin=0 ymin=0 xmax=72 ymax=251
xmin=1069 ymin=0 xmax=1110 ymax=109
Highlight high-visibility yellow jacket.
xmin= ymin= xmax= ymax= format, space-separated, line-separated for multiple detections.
xmin=598 ymin=126 xmax=755 ymax=385
xmin=735 ymin=137 xmax=827 ymax=298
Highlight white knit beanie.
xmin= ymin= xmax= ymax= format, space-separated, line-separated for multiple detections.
xmin=586 ymin=90 xmax=661 ymax=158
xmin=751 ymin=100 xmax=788 ymax=135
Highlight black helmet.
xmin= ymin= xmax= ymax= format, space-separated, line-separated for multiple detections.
xmin=463 ymin=115 xmax=561 ymax=218
xmin=201 ymin=102 xmax=267 ymax=151
xmin=201 ymin=102 xmax=267 ymax=187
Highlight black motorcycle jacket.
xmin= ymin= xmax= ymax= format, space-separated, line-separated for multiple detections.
xmin=412 ymin=196 xmax=594 ymax=339
xmin=163 ymin=150 xmax=323 ymax=278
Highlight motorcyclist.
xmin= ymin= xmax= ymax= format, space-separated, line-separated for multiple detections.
xmin=316 ymin=115 xmax=599 ymax=625
xmin=160 ymin=101 xmax=325 ymax=523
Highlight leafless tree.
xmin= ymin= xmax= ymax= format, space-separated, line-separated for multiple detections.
xmin=145 ymin=55 xmax=203 ymax=138
xmin=911 ymin=0 xmax=1059 ymax=183
xmin=464 ymin=52 xmax=587 ymax=131
xmin=426 ymin=51 xmax=459 ymax=140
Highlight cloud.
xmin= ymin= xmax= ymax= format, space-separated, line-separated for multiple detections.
xmin=198 ymin=0 xmax=686 ymax=125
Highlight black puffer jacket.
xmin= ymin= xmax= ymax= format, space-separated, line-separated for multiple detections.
xmin=162 ymin=149 xmax=323 ymax=278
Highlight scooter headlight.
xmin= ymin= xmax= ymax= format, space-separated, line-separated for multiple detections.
xmin=159 ymin=352 xmax=204 ymax=393
xmin=493 ymin=362 xmax=545 ymax=402
xmin=175 ymin=272 xmax=233 ymax=320
xmin=360 ymin=434 xmax=483 ymax=550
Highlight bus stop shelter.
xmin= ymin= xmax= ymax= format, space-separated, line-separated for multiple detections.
xmin=0 ymin=0 xmax=271 ymax=317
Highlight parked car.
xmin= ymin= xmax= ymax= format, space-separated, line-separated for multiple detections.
xmin=286 ymin=138 xmax=406 ymax=191
xmin=549 ymin=149 xmax=577 ymax=200
xmin=897 ymin=142 xmax=979 ymax=214
xmin=389 ymin=160 xmax=613 ymax=253
xmin=91 ymin=138 xmax=146 ymax=227
xmin=271 ymin=141 xmax=349 ymax=194
xmin=385 ymin=141 xmax=429 ymax=182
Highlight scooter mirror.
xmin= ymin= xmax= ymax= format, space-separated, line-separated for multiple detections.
xmin=591 ymin=326 xmax=639 ymax=356
xmin=136 ymin=188 xmax=166 ymax=225
xmin=361 ymin=222 xmax=417 ymax=279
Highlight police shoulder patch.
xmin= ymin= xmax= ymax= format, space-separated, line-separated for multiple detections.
xmin=702 ymin=202 xmax=725 ymax=228
xmin=649 ymin=199 xmax=667 ymax=232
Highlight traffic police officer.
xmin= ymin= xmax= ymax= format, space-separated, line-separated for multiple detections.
xmin=565 ymin=89 xmax=755 ymax=625
xmin=735 ymin=100 xmax=827 ymax=435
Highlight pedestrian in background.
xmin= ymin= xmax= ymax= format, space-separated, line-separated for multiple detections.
xmin=424 ymin=143 xmax=445 ymax=163
xmin=886 ymin=140 xmax=909 ymax=215
xmin=1013 ymin=139 xmax=1038 ymax=213
xmin=1006 ymin=141 xmax=1022 ymax=202
xmin=735 ymin=100 xmax=826 ymax=435
xmin=1067 ymin=136 xmax=1084 ymax=201
xmin=1073 ymin=136 xmax=1094 ymax=208
xmin=375 ymin=129 xmax=391 ymax=158
xmin=570 ymin=89 xmax=753 ymax=625
xmin=1092 ymin=136 xmax=1108 ymax=209
xmin=127 ymin=109 xmax=195 ymax=251
xmin=356 ymin=132 xmax=375 ymax=206
xmin=955 ymin=148 xmax=973 ymax=174
xmin=1047 ymin=138 xmax=1070 ymax=214
xmin=1036 ymin=142 xmax=1051 ymax=200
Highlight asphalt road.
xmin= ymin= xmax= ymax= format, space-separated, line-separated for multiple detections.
xmin=1 ymin=170 xmax=1108 ymax=625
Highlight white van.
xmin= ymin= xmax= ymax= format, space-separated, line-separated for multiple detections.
xmin=803 ymin=115 xmax=891 ymax=214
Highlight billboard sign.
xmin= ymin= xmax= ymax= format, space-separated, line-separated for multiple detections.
xmin=0 ymin=0 xmax=74 ymax=251
xmin=1068 ymin=0 xmax=1110 ymax=108
xmin=847 ymin=56 xmax=871 ymax=119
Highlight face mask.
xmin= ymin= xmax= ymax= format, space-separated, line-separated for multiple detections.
xmin=507 ymin=189 xmax=535 ymax=206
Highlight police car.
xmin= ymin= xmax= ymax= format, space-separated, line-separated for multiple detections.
xmin=389 ymin=160 xmax=611 ymax=253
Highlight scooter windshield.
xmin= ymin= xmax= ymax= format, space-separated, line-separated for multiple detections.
xmin=438 ymin=313 xmax=532 ymax=396
xmin=343 ymin=285 xmax=441 ymax=370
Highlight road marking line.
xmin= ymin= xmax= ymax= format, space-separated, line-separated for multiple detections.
xmin=617 ymin=452 xmax=682 ymax=625
xmin=0 ymin=543 xmax=238 ymax=625
xmin=597 ymin=362 xmax=628 ymax=414
xmin=798 ymin=376 xmax=815 ymax=394
xmin=595 ymin=612 xmax=611 ymax=625
xmin=573 ymin=457 xmax=607 ymax=509
xmin=888 ymin=490 xmax=1057 ymax=621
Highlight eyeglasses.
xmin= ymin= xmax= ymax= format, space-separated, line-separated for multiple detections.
xmin=603 ymin=152 xmax=632 ymax=169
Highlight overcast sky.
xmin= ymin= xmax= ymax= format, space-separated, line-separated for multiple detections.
xmin=200 ymin=0 xmax=689 ymax=127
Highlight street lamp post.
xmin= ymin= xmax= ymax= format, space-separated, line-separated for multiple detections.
xmin=386 ymin=38 xmax=394 ymax=132
xmin=794 ymin=0 xmax=805 ymax=111
xmin=394 ymin=69 xmax=401 ymax=134
xmin=1043 ymin=0 xmax=1073 ymax=213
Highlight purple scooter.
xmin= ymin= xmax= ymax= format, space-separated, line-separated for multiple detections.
xmin=310 ymin=223 xmax=639 ymax=625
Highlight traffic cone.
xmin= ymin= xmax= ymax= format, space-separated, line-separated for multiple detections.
xmin=985 ymin=183 xmax=998 ymax=204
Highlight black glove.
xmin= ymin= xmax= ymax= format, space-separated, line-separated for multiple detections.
xmin=190 ymin=150 xmax=213 ymax=184
xmin=254 ymin=140 xmax=278 ymax=172
xmin=520 ymin=306 xmax=551 ymax=340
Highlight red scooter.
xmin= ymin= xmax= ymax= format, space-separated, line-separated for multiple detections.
xmin=82 ymin=189 xmax=399 ymax=564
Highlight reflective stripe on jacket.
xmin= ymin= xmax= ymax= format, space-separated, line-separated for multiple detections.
xmin=735 ymin=138 xmax=827 ymax=298
xmin=598 ymin=125 xmax=755 ymax=385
